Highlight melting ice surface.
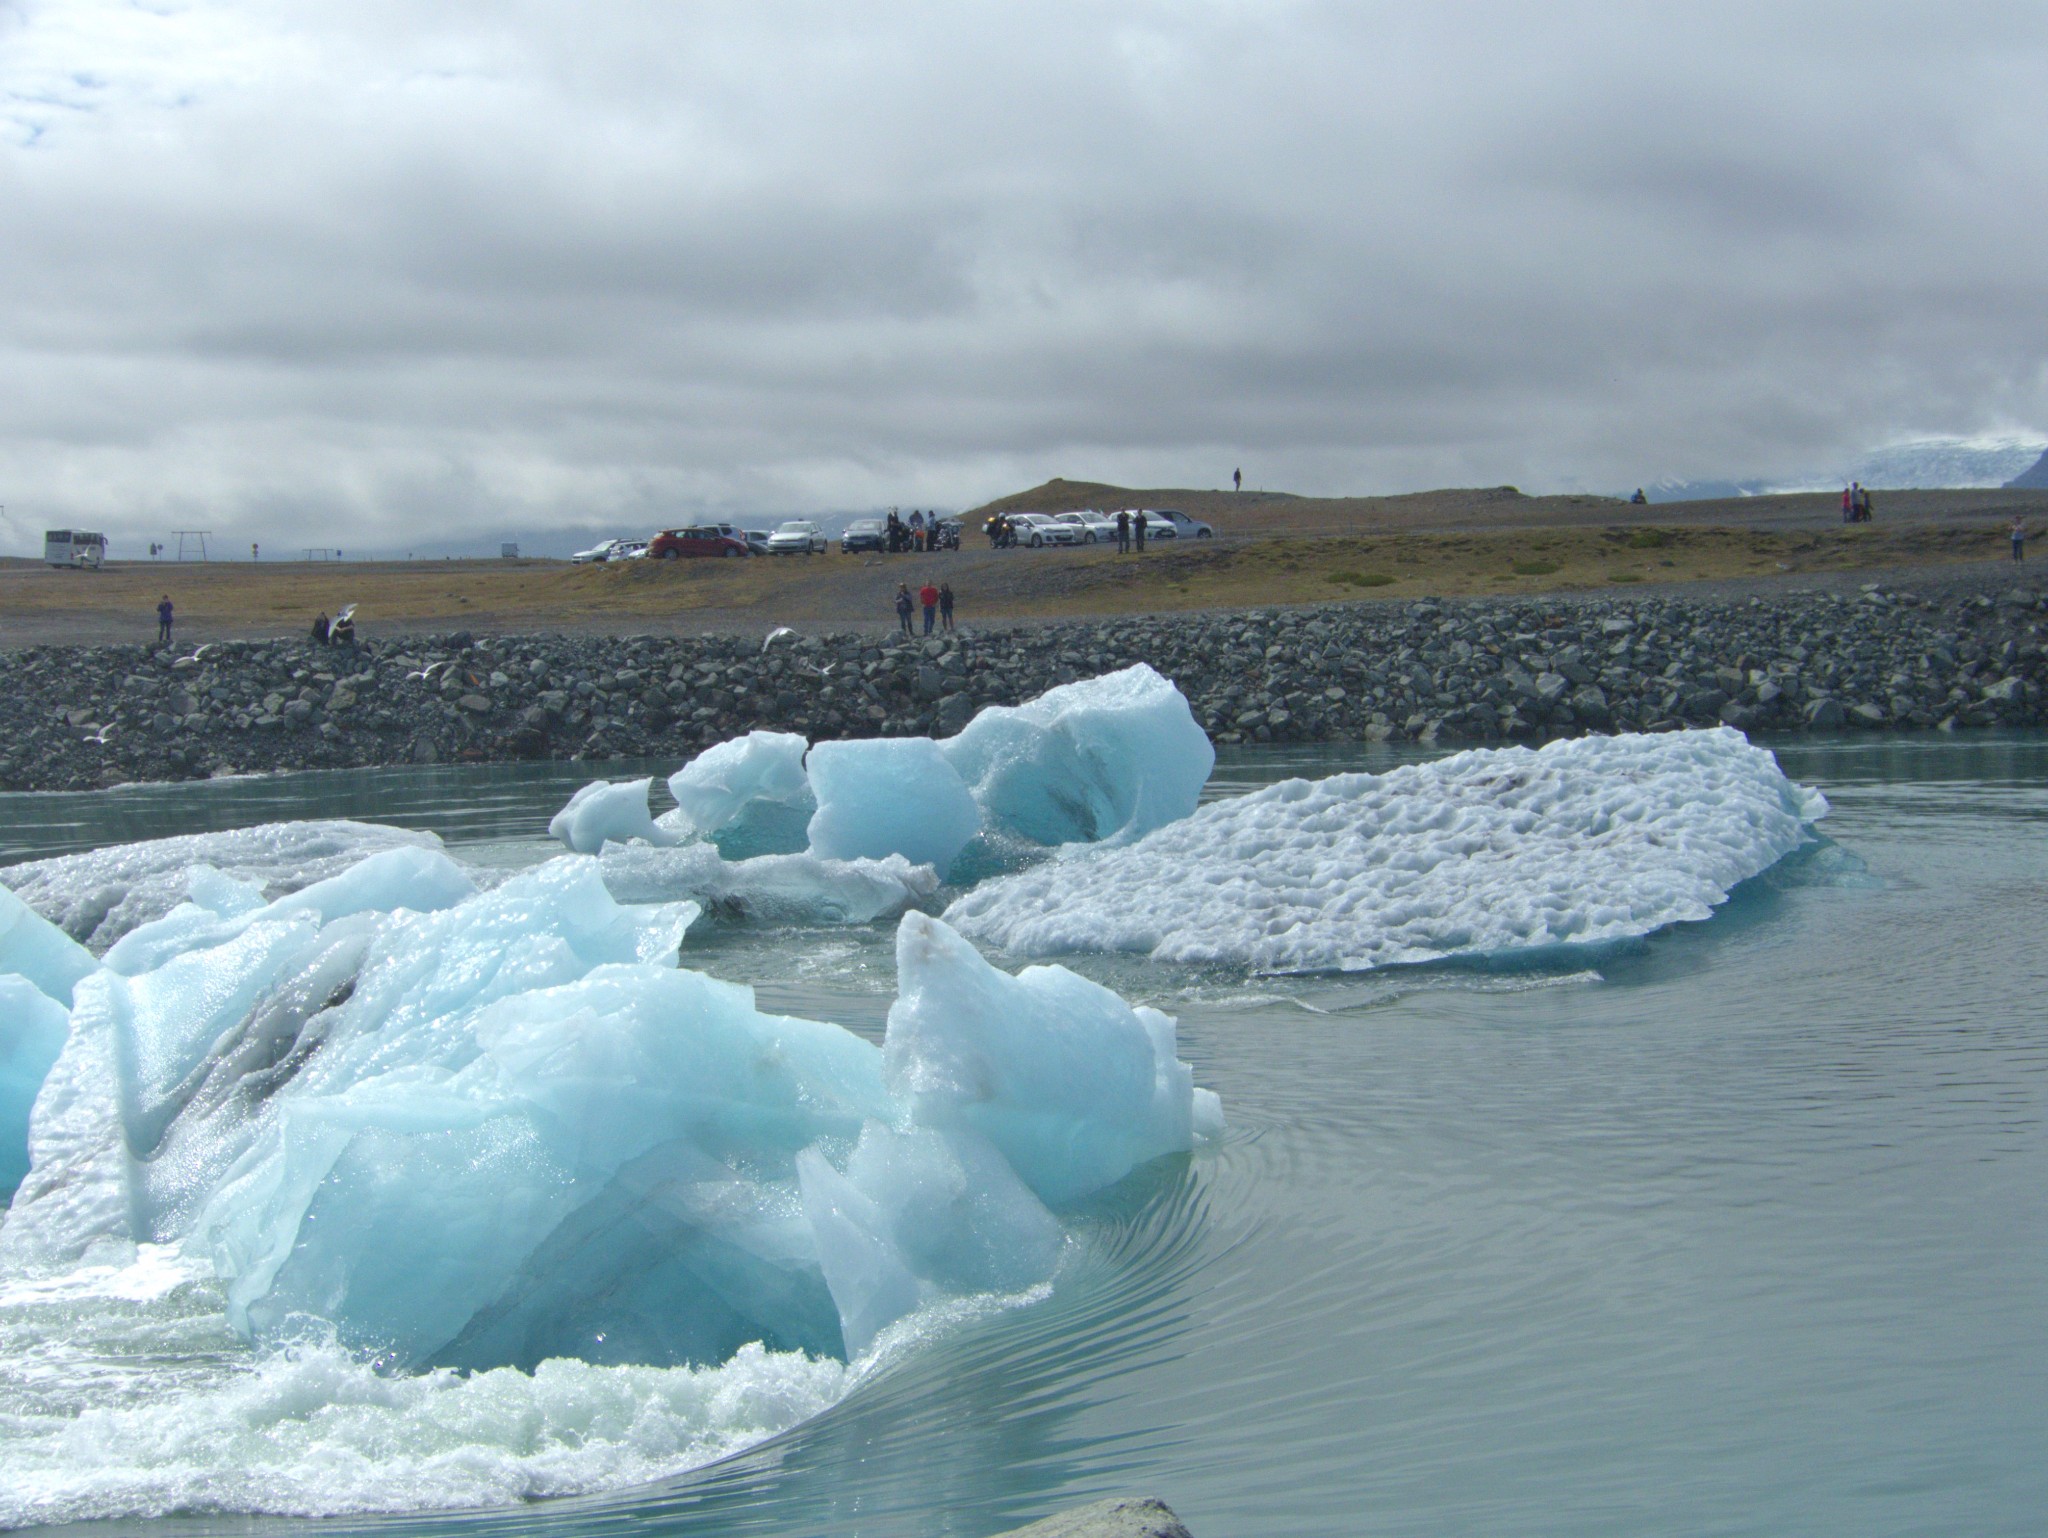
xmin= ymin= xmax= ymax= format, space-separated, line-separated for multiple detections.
xmin=945 ymin=728 xmax=1829 ymax=973
xmin=0 ymin=702 xmax=1841 ymax=1526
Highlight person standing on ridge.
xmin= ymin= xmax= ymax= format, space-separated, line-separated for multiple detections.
xmin=2012 ymin=516 xmax=2027 ymax=563
xmin=1841 ymin=485 xmax=1853 ymax=523
xmin=894 ymin=583 xmax=914 ymax=635
xmin=1116 ymin=509 xmax=1130 ymax=553
xmin=1233 ymin=468 xmax=1242 ymax=492
xmin=1134 ymin=509 xmax=1148 ymax=551
xmin=939 ymin=581 xmax=955 ymax=632
xmin=918 ymin=578 xmax=939 ymax=636
xmin=156 ymin=594 xmax=174 ymax=646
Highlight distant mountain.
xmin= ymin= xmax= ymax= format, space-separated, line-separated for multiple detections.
xmin=1644 ymin=435 xmax=2047 ymax=502
xmin=2004 ymin=449 xmax=2048 ymax=489
xmin=1641 ymin=478 xmax=1769 ymax=503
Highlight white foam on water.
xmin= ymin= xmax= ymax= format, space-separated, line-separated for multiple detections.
xmin=0 ymin=1330 xmax=852 ymax=1524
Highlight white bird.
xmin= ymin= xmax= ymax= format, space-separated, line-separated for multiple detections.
xmin=762 ymin=626 xmax=796 ymax=653
xmin=804 ymin=661 xmax=837 ymax=678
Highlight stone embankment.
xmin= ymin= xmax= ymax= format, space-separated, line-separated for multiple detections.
xmin=1 ymin=580 xmax=2042 ymax=793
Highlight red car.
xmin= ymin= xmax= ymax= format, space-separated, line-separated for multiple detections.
xmin=647 ymin=526 xmax=751 ymax=559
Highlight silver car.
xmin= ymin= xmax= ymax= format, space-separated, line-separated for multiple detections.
xmin=1010 ymin=513 xmax=1084 ymax=548
xmin=765 ymin=519 xmax=828 ymax=554
xmin=1054 ymin=510 xmax=1120 ymax=544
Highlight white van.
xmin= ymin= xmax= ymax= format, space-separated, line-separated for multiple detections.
xmin=43 ymin=531 xmax=107 ymax=568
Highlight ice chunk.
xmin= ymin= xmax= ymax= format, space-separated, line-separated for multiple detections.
xmin=1 ymin=858 xmax=669 ymax=1268
xmin=886 ymin=912 xmax=1216 ymax=1204
xmin=103 ymin=848 xmax=475 ymax=977
xmin=946 ymin=728 xmax=1829 ymax=974
xmin=798 ymin=1121 xmax=1063 ymax=1356
xmin=665 ymin=731 xmax=816 ymax=857
xmin=599 ymin=843 xmax=938 ymax=925
xmin=201 ymin=962 xmax=886 ymax=1367
xmin=805 ymin=739 xmax=980 ymax=872
xmin=3 ymin=847 xmax=1221 ymax=1378
xmin=0 ymin=975 xmax=71 ymax=1201
xmin=548 ymin=779 xmax=679 ymax=854
xmin=0 ymin=884 xmax=96 ymax=1006
xmin=940 ymin=664 xmax=1215 ymax=846
xmin=0 ymin=820 xmax=443 ymax=950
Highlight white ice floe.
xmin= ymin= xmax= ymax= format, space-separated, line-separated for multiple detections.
xmin=805 ymin=738 xmax=981 ymax=873
xmin=0 ymin=820 xmax=443 ymax=949
xmin=599 ymin=843 xmax=938 ymax=925
xmin=938 ymin=663 xmax=1214 ymax=846
xmin=547 ymin=778 xmax=680 ymax=854
xmin=663 ymin=730 xmax=815 ymax=856
xmin=944 ymin=728 xmax=1828 ymax=974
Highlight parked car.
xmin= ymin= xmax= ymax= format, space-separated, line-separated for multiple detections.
xmin=766 ymin=519 xmax=828 ymax=554
xmin=616 ymin=539 xmax=649 ymax=559
xmin=647 ymin=526 xmax=752 ymax=559
xmin=745 ymin=529 xmax=773 ymax=555
xmin=1010 ymin=513 xmax=1084 ymax=548
xmin=1138 ymin=508 xmax=1214 ymax=540
xmin=570 ymin=537 xmax=630 ymax=563
xmin=1054 ymin=510 xmax=1120 ymax=544
xmin=840 ymin=518 xmax=887 ymax=553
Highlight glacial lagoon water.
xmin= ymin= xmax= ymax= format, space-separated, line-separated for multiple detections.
xmin=1 ymin=734 xmax=2044 ymax=1537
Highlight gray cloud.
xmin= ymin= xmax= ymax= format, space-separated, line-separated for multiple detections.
xmin=4 ymin=0 xmax=2048 ymax=553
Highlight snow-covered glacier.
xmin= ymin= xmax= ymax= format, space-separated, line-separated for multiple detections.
xmin=944 ymin=729 xmax=1828 ymax=973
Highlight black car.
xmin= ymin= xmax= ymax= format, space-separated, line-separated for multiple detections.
xmin=840 ymin=519 xmax=887 ymax=553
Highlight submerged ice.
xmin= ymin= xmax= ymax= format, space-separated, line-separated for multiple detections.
xmin=945 ymin=728 xmax=1828 ymax=973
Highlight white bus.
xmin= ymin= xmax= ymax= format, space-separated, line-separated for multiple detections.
xmin=43 ymin=530 xmax=107 ymax=569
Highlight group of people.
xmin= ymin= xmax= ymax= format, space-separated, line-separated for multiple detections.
xmin=1842 ymin=483 xmax=1875 ymax=523
xmin=885 ymin=509 xmax=955 ymax=553
xmin=894 ymin=581 xmax=955 ymax=635
xmin=310 ymin=608 xmax=357 ymax=646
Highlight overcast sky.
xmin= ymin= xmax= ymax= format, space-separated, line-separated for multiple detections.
xmin=4 ymin=1 xmax=2048 ymax=553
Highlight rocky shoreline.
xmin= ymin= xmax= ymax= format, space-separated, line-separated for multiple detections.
xmin=1 ymin=577 xmax=2042 ymax=795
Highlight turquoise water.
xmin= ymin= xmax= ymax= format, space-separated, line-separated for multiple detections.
xmin=1 ymin=734 xmax=2044 ymax=1537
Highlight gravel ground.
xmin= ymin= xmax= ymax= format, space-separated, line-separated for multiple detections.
xmin=1 ymin=563 xmax=2039 ymax=794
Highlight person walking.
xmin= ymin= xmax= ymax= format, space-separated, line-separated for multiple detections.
xmin=1116 ymin=509 xmax=1130 ymax=553
xmin=1233 ymin=467 xmax=1242 ymax=492
xmin=156 ymin=594 xmax=174 ymax=646
xmin=894 ymin=583 xmax=914 ymax=634
xmin=2012 ymin=516 xmax=2027 ymax=563
xmin=918 ymin=579 xmax=939 ymax=636
xmin=939 ymin=581 xmax=955 ymax=632
xmin=1134 ymin=510 xmax=1148 ymax=551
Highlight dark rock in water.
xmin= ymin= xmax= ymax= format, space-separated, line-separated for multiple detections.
xmin=988 ymin=1497 xmax=1193 ymax=1538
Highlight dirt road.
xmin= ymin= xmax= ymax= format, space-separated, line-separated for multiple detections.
xmin=4 ymin=487 xmax=2039 ymax=649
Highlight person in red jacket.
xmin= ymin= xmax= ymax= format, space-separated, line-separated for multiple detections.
xmin=918 ymin=580 xmax=940 ymax=636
